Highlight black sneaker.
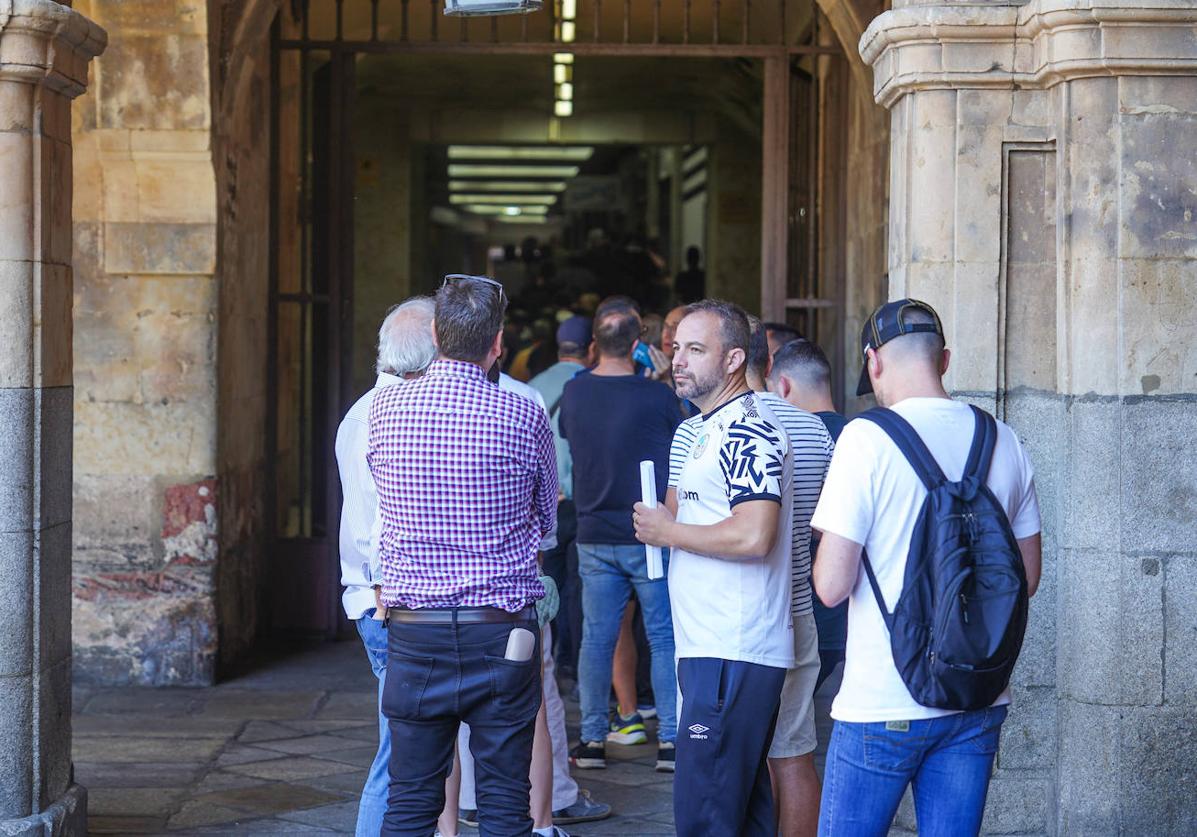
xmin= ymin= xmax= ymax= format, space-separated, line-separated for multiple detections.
xmin=570 ymin=740 xmax=606 ymax=769
xmin=458 ymin=808 xmax=478 ymax=828
xmin=655 ymin=741 xmax=675 ymax=773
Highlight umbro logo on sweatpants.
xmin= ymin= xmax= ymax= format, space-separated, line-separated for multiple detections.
xmin=688 ymin=723 xmax=710 ymax=740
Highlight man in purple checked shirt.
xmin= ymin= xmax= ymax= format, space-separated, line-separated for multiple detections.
xmin=368 ymin=274 xmax=558 ymax=837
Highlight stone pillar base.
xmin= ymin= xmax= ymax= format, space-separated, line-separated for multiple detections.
xmin=0 ymin=786 xmax=87 ymax=837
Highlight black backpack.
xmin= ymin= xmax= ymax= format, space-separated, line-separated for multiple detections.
xmin=858 ymin=405 xmax=1028 ymax=711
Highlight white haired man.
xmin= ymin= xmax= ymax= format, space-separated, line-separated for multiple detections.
xmin=335 ymin=297 xmax=437 ymax=837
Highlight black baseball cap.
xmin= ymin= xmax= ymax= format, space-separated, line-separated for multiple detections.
xmin=856 ymin=299 xmax=945 ymax=396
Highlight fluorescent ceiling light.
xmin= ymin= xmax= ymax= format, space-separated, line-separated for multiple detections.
xmin=449 ymin=163 xmax=580 ymax=178
xmin=554 ymin=63 xmax=571 ymax=84
xmin=448 ymin=146 xmax=592 ymax=161
xmin=561 ymin=0 xmax=577 ymax=19
xmin=463 ymin=204 xmax=551 ymax=216
xmin=450 ymin=194 xmax=558 ymax=205
xmin=554 ymin=100 xmax=573 ymax=117
xmin=449 ymin=180 xmax=567 ymax=193
xmin=558 ymin=82 xmax=574 ymax=101
xmin=496 ymin=215 xmax=556 ymax=224
xmin=559 ymin=21 xmax=576 ymax=42
xmin=554 ymin=52 xmax=574 ymax=64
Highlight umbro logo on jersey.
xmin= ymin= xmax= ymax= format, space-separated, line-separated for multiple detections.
xmin=688 ymin=723 xmax=710 ymax=740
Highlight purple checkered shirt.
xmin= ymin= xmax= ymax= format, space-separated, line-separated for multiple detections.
xmin=367 ymin=360 xmax=556 ymax=611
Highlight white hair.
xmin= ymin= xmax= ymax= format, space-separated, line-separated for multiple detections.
xmin=376 ymin=297 xmax=436 ymax=377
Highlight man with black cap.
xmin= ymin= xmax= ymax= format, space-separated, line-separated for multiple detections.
xmin=809 ymin=299 xmax=1043 ymax=835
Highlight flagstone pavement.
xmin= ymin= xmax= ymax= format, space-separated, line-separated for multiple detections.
xmin=74 ymin=639 xmax=839 ymax=835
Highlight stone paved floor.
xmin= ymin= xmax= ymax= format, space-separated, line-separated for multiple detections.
xmin=74 ymin=639 xmax=839 ymax=835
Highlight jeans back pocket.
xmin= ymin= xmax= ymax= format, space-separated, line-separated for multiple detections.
xmin=381 ymin=652 xmax=435 ymax=720
xmin=484 ymin=655 xmax=541 ymax=724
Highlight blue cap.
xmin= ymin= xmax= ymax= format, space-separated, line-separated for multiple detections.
xmin=857 ymin=299 xmax=944 ymax=396
xmin=556 ymin=316 xmax=593 ymax=353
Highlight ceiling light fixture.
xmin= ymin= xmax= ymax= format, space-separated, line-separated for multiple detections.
xmin=449 ymin=180 xmax=568 ymax=193
xmin=449 ymin=164 xmax=580 ymax=178
xmin=444 ymin=0 xmax=543 ymax=14
xmin=448 ymin=146 xmax=592 ymax=161
xmin=449 ymin=194 xmax=558 ymax=205
xmin=463 ymin=204 xmax=551 ymax=216
xmin=553 ymin=1 xmax=577 ymax=119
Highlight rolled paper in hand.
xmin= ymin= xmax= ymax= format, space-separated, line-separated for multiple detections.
xmin=640 ymin=460 xmax=665 ymax=580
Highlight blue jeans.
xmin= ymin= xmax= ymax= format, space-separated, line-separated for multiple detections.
xmin=382 ymin=612 xmax=542 ymax=837
xmin=355 ymin=614 xmax=390 ymax=837
xmin=577 ymin=543 xmax=676 ymax=743
xmin=818 ymin=705 xmax=1009 ymax=837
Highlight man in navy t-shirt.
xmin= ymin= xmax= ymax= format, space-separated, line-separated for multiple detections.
xmin=559 ymin=306 xmax=684 ymax=773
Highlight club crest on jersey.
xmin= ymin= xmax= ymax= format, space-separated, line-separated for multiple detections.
xmin=692 ymin=433 xmax=710 ymax=459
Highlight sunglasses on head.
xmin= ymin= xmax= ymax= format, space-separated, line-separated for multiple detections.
xmin=441 ymin=274 xmax=507 ymax=302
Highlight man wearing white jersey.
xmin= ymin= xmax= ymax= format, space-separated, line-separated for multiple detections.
xmin=811 ymin=299 xmax=1042 ymax=836
xmin=667 ymin=319 xmax=834 ymax=837
xmin=634 ymin=300 xmax=794 ymax=837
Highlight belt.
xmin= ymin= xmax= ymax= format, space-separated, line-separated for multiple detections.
xmin=387 ymin=606 xmax=535 ymax=625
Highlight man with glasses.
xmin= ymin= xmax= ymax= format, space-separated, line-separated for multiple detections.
xmin=369 ymin=274 xmax=557 ymax=837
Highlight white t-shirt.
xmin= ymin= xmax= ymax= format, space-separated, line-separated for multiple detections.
xmin=670 ymin=393 xmax=833 ymax=617
xmin=810 ymin=397 xmax=1041 ymax=722
xmin=669 ymin=391 xmax=795 ymax=669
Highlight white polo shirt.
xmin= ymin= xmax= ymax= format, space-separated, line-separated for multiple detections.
xmin=668 ymin=391 xmax=795 ymax=669
xmin=811 ymin=397 xmax=1041 ymax=722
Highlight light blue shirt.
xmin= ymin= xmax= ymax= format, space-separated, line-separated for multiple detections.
xmin=528 ymin=360 xmax=586 ymax=500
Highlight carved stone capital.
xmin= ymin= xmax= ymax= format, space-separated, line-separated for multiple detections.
xmin=0 ymin=0 xmax=107 ymax=98
xmin=860 ymin=0 xmax=1197 ymax=107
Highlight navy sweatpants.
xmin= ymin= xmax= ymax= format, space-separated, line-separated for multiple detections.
xmin=674 ymin=657 xmax=787 ymax=837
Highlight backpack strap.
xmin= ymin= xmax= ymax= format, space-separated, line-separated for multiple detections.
xmin=857 ymin=408 xmax=947 ymax=491
xmin=860 ymin=552 xmax=895 ymax=631
xmin=963 ymin=405 xmax=998 ymax=484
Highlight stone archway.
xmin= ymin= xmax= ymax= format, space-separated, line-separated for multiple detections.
xmin=0 ymin=1 xmax=104 ymax=833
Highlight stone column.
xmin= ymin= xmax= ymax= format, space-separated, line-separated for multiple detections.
xmin=0 ymin=2 xmax=104 ymax=834
xmin=862 ymin=1 xmax=1197 ymax=834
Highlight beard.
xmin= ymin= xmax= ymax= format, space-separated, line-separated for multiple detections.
xmin=673 ymin=365 xmax=722 ymax=402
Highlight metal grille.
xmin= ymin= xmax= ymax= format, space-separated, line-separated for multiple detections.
xmin=283 ymin=0 xmax=838 ymax=56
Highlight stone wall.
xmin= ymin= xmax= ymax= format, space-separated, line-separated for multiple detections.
xmin=69 ymin=0 xmax=281 ymax=685
xmin=353 ymin=97 xmax=413 ymax=396
xmin=863 ymin=1 xmax=1197 ymax=832
xmin=71 ymin=0 xmax=220 ymax=686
